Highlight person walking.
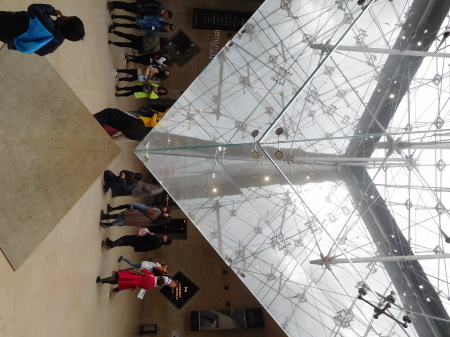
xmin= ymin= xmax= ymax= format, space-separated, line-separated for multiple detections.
xmin=96 ymin=268 xmax=177 ymax=297
xmin=100 ymin=206 xmax=171 ymax=228
xmin=107 ymin=0 xmax=170 ymax=18
xmin=102 ymin=232 xmax=173 ymax=252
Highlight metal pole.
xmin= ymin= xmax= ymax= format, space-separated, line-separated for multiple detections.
xmin=310 ymin=254 xmax=450 ymax=265
xmin=310 ymin=44 xmax=450 ymax=58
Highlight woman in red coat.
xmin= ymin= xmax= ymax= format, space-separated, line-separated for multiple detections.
xmin=96 ymin=269 xmax=178 ymax=296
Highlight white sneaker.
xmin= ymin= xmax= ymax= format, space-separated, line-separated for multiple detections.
xmin=112 ymin=69 xmax=117 ymax=78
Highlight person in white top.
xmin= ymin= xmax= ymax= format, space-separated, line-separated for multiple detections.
xmin=118 ymin=256 xmax=166 ymax=270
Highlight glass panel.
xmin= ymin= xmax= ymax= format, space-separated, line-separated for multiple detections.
xmin=136 ymin=0 xmax=450 ymax=336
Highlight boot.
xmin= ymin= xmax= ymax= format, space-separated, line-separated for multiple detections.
xmin=100 ymin=222 xmax=111 ymax=229
xmin=101 ymin=211 xmax=117 ymax=220
xmin=107 ymin=2 xmax=114 ymax=13
xmin=102 ymin=240 xmax=110 ymax=250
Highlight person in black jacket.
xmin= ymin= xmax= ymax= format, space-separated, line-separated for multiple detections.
xmin=103 ymin=232 xmax=172 ymax=252
xmin=103 ymin=170 xmax=143 ymax=197
xmin=0 ymin=4 xmax=84 ymax=56
xmin=107 ymin=0 xmax=170 ymax=18
xmin=93 ymin=108 xmax=152 ymax=141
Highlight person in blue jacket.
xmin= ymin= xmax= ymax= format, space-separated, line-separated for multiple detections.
xmin=0 ymin=4 xmax=84 ymax=56
xmin=110 ymin=15 xmax=174 ymax=34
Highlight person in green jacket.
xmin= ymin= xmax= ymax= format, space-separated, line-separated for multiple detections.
xmin=115 ymin=82 xmax=167 ymax=99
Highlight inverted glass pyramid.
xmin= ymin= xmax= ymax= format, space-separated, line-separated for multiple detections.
xmin=136 ymin=0 xmax=450 ymax=336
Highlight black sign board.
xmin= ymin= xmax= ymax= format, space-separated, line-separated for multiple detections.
xmin=159 ymin=271 xmax=199 ymax=309
xmin=193 ymin=8 xmax=252 ymax=31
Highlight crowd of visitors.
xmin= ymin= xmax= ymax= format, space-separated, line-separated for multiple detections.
xmin=108 ymin=0 xmax=175 ymax=100
xmin=102 ymin=0 xmax=178 ymax=299
xmin=1 ymin=0 xmax=181 ymax=301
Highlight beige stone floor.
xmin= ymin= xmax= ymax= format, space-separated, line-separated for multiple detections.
xmin=0 ymin=1 xmax=151 ymax=336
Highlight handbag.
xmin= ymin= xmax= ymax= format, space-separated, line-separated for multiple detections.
xmin=137 ymin=228 xmax=149 ymax=236
xmin=142 ymin=83 xmax=152 ymax=93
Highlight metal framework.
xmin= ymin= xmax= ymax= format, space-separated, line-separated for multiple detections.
xmin=136 ymin=0 xmax=450 ymax=336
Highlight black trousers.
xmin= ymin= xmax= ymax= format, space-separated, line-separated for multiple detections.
xmin=126 ymin=54 xmax=154 ymax=66
xmin=110 ymin=204 xmax=131 ymax=211
xmin=113 ymin=22 xmax=139 ymax=30
xmin=109 ymin=235 xmax=135 ymax=248
xmin=117 ymin=68 xmax=138 ymax=82
xmin=0 ymin=11 xmax=29 ymax=45
xmin=111 ymin=30 xmax=143 ymax=50
xmin=115 ymin=85 xmax=142 ymax=97
xmin=110 ymin=1 xmax=139 ymax=14
xmin=111 ymin=14 xmax=136 ymax=23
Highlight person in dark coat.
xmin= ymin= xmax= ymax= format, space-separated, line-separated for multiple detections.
xmin=0 ymin=4 xmax=84 ymax=56
xmin=107 ymin=0 xmax=169 ymax=17
xmin=102 ymin=233 xmax=172 ymax=252
xmin=94 ymin=108 xmax=152 ymax=141
xmin=103 ymin=170 xmax=143 ymax=197
xmin=100 ymin=207 xmax=171 ymax=228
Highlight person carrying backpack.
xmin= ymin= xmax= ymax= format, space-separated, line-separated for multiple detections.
xmin=0 ymin=4 xmax=84 ymax=56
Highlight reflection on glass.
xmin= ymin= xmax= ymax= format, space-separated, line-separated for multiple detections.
xmin=136 ymin=0 xmax=450 ymax=336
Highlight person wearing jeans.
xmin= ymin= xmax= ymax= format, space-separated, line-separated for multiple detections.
xmin=107 ymin=201 xmax=155 ymax=212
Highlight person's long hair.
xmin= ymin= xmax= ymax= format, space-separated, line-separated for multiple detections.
xmin=156 ymin=277 xmax=165 ymax=286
